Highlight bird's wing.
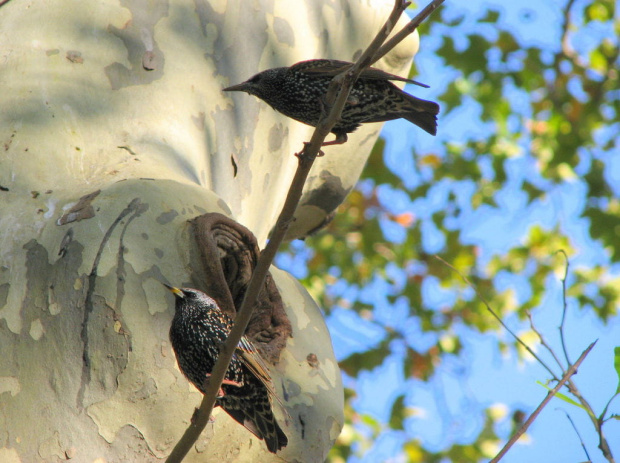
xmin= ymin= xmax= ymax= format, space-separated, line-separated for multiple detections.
xmin=236 ymin=337 xmax=288 ymax=412
xmin=290 ymin=59 xmax=429 ymax=88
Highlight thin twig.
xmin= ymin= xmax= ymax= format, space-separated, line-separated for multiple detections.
xmin=490 ymin=341 xmax=596 ymax=463
xmin=166 ymin=2 xmax=443 ymax=461
xmin=561 ymin=409 xmax=592 ymax=462
xmin=556 ymin=250 xmax=572 ymax=365
xmin=434 ymin=255 xmax=559 ymax=380
xmin=526 ymin=312 xmax=563 ymax=379
xmin=600 ymin=392 xmax=620 ymax=424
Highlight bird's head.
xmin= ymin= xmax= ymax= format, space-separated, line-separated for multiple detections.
xmin=162 ymin=284 xmax=217 ymax=312
xmin=223 ymin=68 xmax=284 ymax=101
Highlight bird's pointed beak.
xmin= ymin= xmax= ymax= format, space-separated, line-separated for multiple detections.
xmin=162 ymin=283 xmax=184 ymax=299
xmin=222 ymin=82 xmax=251 ymax=93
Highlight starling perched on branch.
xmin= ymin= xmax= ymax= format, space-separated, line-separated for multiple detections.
xmin=224 ymin=59 xmax=439 ymax=146
xmin=165 ymin=284 xmax=288 ymax=453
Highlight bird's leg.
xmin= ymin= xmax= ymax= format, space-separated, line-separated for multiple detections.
xmin=321 ymin=133 xmax=348 ymax=146
xmin=202 ymin=373 xmax=244 ymax=397
xmin=221 ymin=378 xmax=244 ymax=388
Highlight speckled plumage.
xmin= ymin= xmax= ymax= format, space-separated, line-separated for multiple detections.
xmin=224 ymin=59 xmax=440 ymax=145
xmin=166 ymin=285 xmax=287 ymax=453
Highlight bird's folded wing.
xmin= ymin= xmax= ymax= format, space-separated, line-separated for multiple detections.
xmin=291 ymin=59 xmax=429 ymax=88
xmin=236 ymin=337 xmax=288 ymax=412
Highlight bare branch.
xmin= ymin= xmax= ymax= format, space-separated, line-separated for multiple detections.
xmin=372 ymin=0 xmax=445 ymax=65
xmin=490 ymin=341 xmax=596 ymax=463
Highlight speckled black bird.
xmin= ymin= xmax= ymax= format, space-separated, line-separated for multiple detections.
xmin=165 ymin=284 xmax=287 ymax=453
xmin=223 ymin=59 xmax=440 ymax=145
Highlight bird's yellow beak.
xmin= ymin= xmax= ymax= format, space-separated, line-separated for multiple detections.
xmin=162 ymin=283 xmax=184 ymax=298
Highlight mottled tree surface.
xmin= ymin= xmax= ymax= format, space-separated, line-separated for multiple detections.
xmin=0 ymin=0 xmax=419 ymax=462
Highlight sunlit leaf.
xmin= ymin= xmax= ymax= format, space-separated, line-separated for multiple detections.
xmin=536 ymin=381 xmax=586 ymax=410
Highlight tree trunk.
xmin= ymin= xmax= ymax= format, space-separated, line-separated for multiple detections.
xmin=0 ymin=0 xmax=419 ymax=461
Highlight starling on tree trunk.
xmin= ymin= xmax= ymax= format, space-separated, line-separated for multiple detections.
xmin=223 ymin=59 xmax=440 ymax=146
xmin=165 ymin=284 xmax=288 ymax=454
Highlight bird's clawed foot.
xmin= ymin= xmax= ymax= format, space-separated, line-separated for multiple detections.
xmin=296 ymin=132 xmax=347 ymax=158
xmin=321 ymin=133 xmax=348 ymax=147
xmin=296 ymin=143 xmax=325 ymax=159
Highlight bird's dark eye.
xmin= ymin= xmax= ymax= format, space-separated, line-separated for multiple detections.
xmin=182 ymin=290 xmax=196 ymax=299
xmin=249 ymin=74 xmax=261 ymax=84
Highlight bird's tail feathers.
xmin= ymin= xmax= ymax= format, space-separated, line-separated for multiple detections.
xmin=401 ymin=94 xmax=440 ymax=135
xmin=225 ymin=399 xmax=288 ymax=453
xmin=402 ymin=93 xmax=440 ymax=115
xmin=404 ymin=111 xmax=438 ymax=136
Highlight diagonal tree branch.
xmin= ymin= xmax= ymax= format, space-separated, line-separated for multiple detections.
xmin=166 ymin=1 xmax=445 ymax=461
xmin=372 ymin=0 xmax=445 ymax=65
xmin=490 ymin=341 xmax=596 ymax=463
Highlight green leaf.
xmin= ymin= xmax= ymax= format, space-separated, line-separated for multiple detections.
xmin=479 ymin=9 xmax=500 ymax=23
xmin=536 ymin=381 xmax=586 ymax=410
xmin=389 ymin=395 xmax=407 ymax=430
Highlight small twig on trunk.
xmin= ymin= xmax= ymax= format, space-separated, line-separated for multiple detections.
xmin=166 ymin=1 xmax=444 ymax=461
xmin=490 ymin=341 xmax=596 ymax=463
